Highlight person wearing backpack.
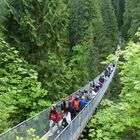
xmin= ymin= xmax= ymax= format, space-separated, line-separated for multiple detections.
xmin=73 ymin=97 xmax=80 ymax=113
xmin=99 ymin=74 xmax=106 ymax=83
xmin=62 ymin=108 xmax=71 ymax=128
xmin=66 ymin=96 xmax=74 ymax=104
xmin=105 ymin=68 xmax=110 ymax=77
xmin=88 ymin=88 xmax=97 ymax=100
xmin=79 ymin=96 xmax=88 ymax=111
xmin=93 ymin=81 xmax=100 ymax=91
xmin=67 ymin=102 xmax=76 ymax=120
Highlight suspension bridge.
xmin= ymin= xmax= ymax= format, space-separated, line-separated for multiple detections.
xmin=0 ymin=36 xmax=121 ymax=140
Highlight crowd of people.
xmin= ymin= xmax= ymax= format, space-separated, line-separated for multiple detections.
xmin=48 ymin=63 xmax=115 ymax=136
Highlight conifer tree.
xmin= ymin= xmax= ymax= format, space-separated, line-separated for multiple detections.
xmin=123 ymin=0 xmax=140 ymax=40
xmin=0 ymin=0 xmax=121 ymax=133
xmin=3 ymin=0 xmax=69 ymax=62
xmin=112 ymin=0 xmax=125 ymax=29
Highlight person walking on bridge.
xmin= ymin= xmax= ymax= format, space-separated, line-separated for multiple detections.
xmin=62 ymin=108 xmax=71 ymax=128
xmin=67 ymin=102 xmax=76 ymax=120
xmin=73 ymin=97 xmax=80 ymax=114
xmin=79 ymin=96 xmax=88 ymax=111
xmin=49 ymin=105 xmax=61 ymax=136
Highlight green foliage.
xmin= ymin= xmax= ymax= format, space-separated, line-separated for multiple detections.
xmin=68 ymin=45 xmax=89 ymax=88
xmin=0 ymin=0 xmax=119 ymax=134
xmin=80 ymin=99 xmax=128 ymax=140
xmin=0 ymin=0 xmax=8 ymax=24
xmin=38 ymin=51 xmax=71 ymax=101
xmin=100 ymin=0 xmax=118 ymax=41
xmin=4 ymin=0 xmax=69 ymax=61
xmin=39 ymin=45 xmax=89 ymax=101
xmin=81 ymin=29 xmax=140 ymax=140
xmin=68 ymin=0 xmax=118 ymax=78
xmin=123 ymin=0 xmax=140 ymax=40
xmin=0 ymin=101 xmax=15 ymax=132
xmin=16 ymin=128 xmax=40 ymax=140
xmin=119 ymin=29 xmax=140 ymax=138
xmin=101 ymin=53 xmax=117 ymax=65
xmin=0 ymin=0 xmax=8 ymax=38
xmin=0 ymin=39 xmax=50 ymax=132
xmin=89 ymin=0 xmax=118 ymax=77
xmin=112 ymin=0 xmax=125 ymax=29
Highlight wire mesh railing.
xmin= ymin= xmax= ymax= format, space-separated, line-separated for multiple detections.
xmin=52 ymin=35 xmax=121 ymax=140
xmin=0 ymin=72 xmax=101 ymax=140
xmin=0 ymin=63 xmax=118 ymax=140
xmin=54 ymin=65 xmax=116 ymax=140
xmin=0 ymin=50 xmax=120 ymax=140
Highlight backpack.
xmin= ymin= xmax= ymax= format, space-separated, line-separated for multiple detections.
xmin=98 ymin=81 xmax=103 ymax=87
xmin=62 ymin=118 xmax=68 ymax=128
xmin=99 ymin=77 xmax=104 ymax=83
xmin=73 ymin=100 xmax=79 ymax=110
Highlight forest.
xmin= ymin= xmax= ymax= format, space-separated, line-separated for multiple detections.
xmin=0 ymin=0 xmax=140 ymax=139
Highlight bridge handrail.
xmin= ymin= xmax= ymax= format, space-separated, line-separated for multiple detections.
xmin=0 ymin=71 xmax=102 ymax=140
xmin=53 ymin=36 xmax=121 ymax=140
xmin=54 ymin=64 xmax=117 ymax=140
xmin=0 ymin=35 xmax=121 ymax=140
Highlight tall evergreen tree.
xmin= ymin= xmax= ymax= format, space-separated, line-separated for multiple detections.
xmin=123 ymin=0 xmax=140 ymax=40
xmin=100 ymin=0 xmax=118 ymax=42
xmin=112 ymin=0 xmax=125 ymax=29
xmin=0 ymin=0 xmax=120 ymax=133
xmin=3 ymin=0 xmax=69 ymax=62
xmin=86 ymin=0 xmax=118 ymax=77
xmin=3 ymin=0 xmax=74 ymax=100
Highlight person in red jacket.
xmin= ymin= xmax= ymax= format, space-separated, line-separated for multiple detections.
xmin=66 ymin=96 xmax=74 ymax=104
xmin=49 ymin=105 xmax=61 ymax=136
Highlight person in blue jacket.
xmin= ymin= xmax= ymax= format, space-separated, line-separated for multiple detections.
xmin=79 ymin=96 xmax=88 ymax=111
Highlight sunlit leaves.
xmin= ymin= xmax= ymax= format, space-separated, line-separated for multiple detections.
xmin=81 ymin=100 xmax=127 ymax=140
xmin=101 ymin=53 xmax=117 ymax=65
xmin=0 ymin=39 xmax=49 ymax=132
xmin=16 ymin=128 xmax=40 ymax=140
xmin=118 ymin=30 xmax=140 ymax=138
xmin=82 ymin=30 xmax=140 ymax=139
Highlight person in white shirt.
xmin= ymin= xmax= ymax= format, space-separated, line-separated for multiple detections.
xmin=87 ymin=88 xmax=97 ymax=100
xmin=62 ymin=109 xmax=71 ymax=128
